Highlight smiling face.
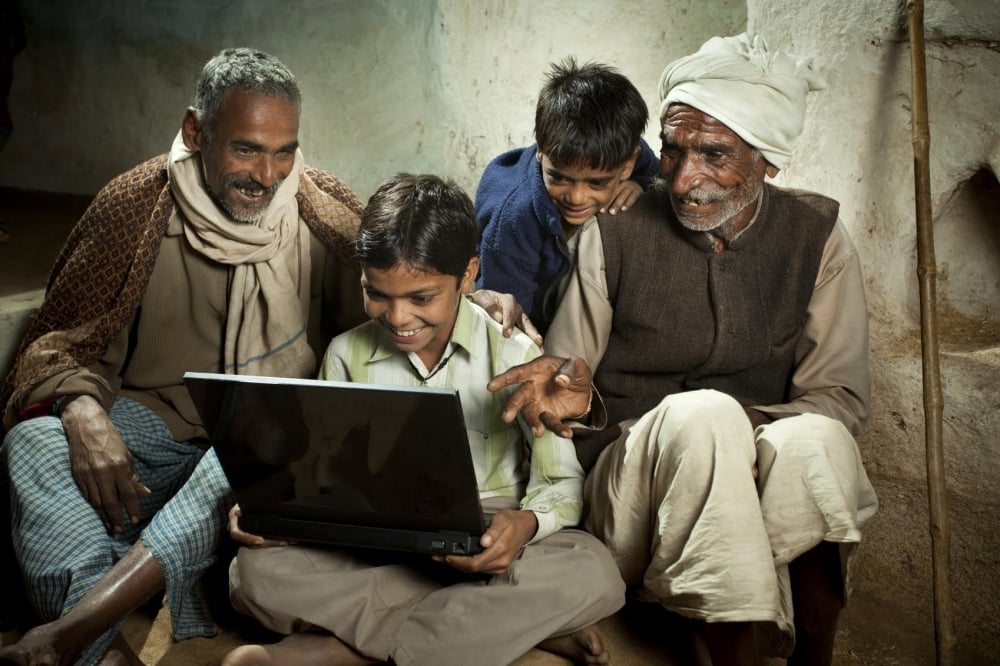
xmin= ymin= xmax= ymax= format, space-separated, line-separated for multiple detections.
xmin=658 ymin=104 xmax=776 ymax=241
xmin=361 ymin=258 xmax=478 ymax=371
xmin=182 ymin=88 xmax=300 ymax=224
xmin=538 ymin=152 xmax=636 ymax=232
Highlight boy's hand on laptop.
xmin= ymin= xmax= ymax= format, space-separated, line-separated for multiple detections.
xmin=468 ymin=289 xmax=544 ymax=348
xmin=601 ymin=180 xmax=642 ymax=215
xmin=435 ymin=509 xmax=537 ymax=575
xmin=488 ymin=355 xmax=594 ymax=438
xmin=228 ymin=504 xmax=294 ymax=549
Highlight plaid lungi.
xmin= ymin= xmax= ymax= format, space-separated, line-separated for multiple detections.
xmin=3 ymin=397 xmax=234 ymax=665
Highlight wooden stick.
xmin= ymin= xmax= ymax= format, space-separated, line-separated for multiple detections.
xmin=906 ymin=1 xmax=954 ymax=663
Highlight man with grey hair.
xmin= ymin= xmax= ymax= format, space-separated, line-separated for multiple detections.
xmin=0 ymin=46 xmax=367 ymax=665
xmin=0 ymin=46 xmax=532 ymax=666
xmin=489 ymin=33 xmax=878 ymax=665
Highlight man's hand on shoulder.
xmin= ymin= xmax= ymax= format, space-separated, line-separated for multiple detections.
xmin=487 ymin=355 xmax=593 ymax=438
xmin=436 ymin=508 xmax=537 ymax=576
xmin=468 ymin=289 xmax=543 ymax=347
xmin=60 ymin=395 xmax=152 ymax=533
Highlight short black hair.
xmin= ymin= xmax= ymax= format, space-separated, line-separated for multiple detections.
xmin=356 ymin=173 xmax=478 ymax=281
xmin=534 ymin=57 xmax=648 ymax=171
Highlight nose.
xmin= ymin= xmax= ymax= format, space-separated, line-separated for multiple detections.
xmin=567 ymin=182 xmax=588 ymax=206
xmin=385 ymin=299 xmax=410 ymax=327
xmin=251 ymin=155 xmax=277 ymax=188
xmin=669 ymin=155 xmax=702 ymax=196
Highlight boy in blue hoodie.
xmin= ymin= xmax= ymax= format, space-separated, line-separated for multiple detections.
xmin=476 ymin=58 xmax=657 ymax=334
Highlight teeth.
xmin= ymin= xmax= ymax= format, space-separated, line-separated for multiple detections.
xmin=392 ymin=327 xmax=420 ymax=338
xmin=238 ymin=187 xmax=264 ymax=198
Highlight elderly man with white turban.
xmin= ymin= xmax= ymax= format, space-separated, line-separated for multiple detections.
xmin=489 ymin=33 xmax=878 ymax=665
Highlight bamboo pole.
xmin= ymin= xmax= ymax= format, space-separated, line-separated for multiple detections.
xmin=905 ymin=1 xmax=954 ymax=663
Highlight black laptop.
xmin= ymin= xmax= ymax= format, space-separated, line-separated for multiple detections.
xmin=183 ymin=372 xmax=488 ymax=555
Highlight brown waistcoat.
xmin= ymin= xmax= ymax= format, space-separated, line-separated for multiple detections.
xmin=592 ymin=183 xmax=838 ymax=435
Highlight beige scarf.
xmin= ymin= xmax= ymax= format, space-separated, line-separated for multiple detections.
xmin=167 ymin=131 xmax=315 ymax=378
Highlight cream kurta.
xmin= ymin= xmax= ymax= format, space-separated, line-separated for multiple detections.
xmin=546 ymin=212 xmax=878 ymax=654
xmin=547 ymin=217 xmax=871 ymax=435
xmin=24 ymin=219 xmax=356 ymax=442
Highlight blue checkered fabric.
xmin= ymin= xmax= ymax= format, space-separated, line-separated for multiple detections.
xmin=3 ymin=397 xmax=232 ymax=664
xmin=143 ymin=447 xmax=233 ymax=642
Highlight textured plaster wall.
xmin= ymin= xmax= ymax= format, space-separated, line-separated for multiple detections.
xmin=0 ymin=0 xmax=745 ymax=201
xmin=748 ymin=0 xmax=1000 ymax=662
xmin=3 ymin=0 xmax=998 ymax=662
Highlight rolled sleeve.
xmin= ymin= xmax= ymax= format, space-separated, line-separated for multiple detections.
xmin=753 ymin=220 xmax=871 ymax=435
xmin=519 ymin=424 xmax=584 ymax=543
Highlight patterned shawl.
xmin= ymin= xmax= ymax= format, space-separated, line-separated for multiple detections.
xmin=1 ymin=154 xmax=362 ymax=430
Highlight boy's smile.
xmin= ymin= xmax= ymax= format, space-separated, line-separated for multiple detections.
xmin=362 ymin=259 xmax=478 ymax=371
xmin=537 ymin=152 xmax=635 ymax=231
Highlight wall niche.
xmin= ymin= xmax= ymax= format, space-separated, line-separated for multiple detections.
xmin=931 ymin=167 xmax=1000 ymax=350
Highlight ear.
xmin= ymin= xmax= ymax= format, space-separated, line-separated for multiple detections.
xmin=618 ymin=145 xmax=642 ymax=181
xmin=460 ymin=256 xmax=479 ymax=294
xmin=181 ymin=107 xmax=204 ymax=151
xmin=765 ymin=163 xmax=780 ymax=179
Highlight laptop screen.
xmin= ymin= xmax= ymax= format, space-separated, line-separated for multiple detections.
xmin=183 ymin=372 xmax=486 ymax=536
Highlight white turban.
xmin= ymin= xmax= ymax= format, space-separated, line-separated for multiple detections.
xmin=658 ymin=33 xmax=825 ymax=169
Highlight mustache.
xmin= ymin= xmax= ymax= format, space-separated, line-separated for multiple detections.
xmin=224 ymin=175 xmax=282 ymax=197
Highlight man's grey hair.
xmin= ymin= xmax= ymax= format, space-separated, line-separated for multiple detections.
xmin=193 ymin=47 xmax=301 ymax=142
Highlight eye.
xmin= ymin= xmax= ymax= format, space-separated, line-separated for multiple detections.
xmin=234 ymin=146 xmax=256 ymax=158
xmin=660 ymin=147 xmax=679 ymax=160
xmin=411 ymin=295 xmax=434 ymax=305
xmin=364 ymin=288 xmax=386 ymax=301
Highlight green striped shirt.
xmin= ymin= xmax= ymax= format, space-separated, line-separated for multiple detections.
xmin=318 ymin=297 xmax=583 ymax=542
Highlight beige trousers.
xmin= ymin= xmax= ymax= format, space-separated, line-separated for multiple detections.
xmin=230 ymin=529 xmax=625 ymax=666
xmin=584 ymin=389 xmax=878 ymax=646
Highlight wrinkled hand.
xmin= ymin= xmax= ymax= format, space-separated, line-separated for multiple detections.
xmin=468 ymin=289 xmax=543 ymax=348
xmin=487 ymin=355 xmax=593 ymax=438
xmin=61 ymin=395 xmax=151 ymax=533
xmin=601 ymin=180 xmax=643 ymax=215
xmin=228 ymin=504 xmax=293 ymax=548
xmin=435 ymin=509 xmax=536 ymax=575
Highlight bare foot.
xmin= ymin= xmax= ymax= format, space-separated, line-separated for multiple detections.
xmin=538 ymin=625 xmax=609 ymax=665
xmin=222 ymin=632 xmax=381 ymax=666
xmin=98 ymin=633 xmax=142 ymax=666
